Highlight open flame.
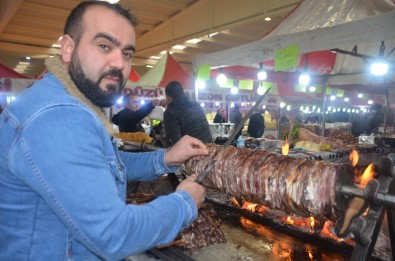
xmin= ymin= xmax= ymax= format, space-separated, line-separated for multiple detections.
xmin=359 ymin=163 xmax=375 ymax=188
xmin=282 ymin=138 xmax=289 ymax=156
xmin=310 ymin=217 xmax=315 ymax=231
xmin=349 ymin=149 xmax=359 ymax=167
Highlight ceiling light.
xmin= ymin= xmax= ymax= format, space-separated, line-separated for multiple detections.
xmin=19 ymin=61 xmax=30 ymax=65
xmin=357 ymin=93 xmax=363 ymax=98
xmin=146 ymin=65 xmax=154 ymax=68
xmin=160 ymin=50 xmax=174 ymax=55
xmin=215 ymin=102 xmax=220 ymax=106
xmin=257 ymin=87 xmax=265 ymax=95
xmin=344 ymin=97 xmax=350 ymax=102
xmin=172 ymin=44 xmax=186 ymax=50
xmin=330 ymin=95 xmax=336 ymax=101
xmin=26 ymin=57 xmax=31 ymax=60
xmin=257 ymin=62 xmax=267 ymax=80
xmin=195 ymin=80 xmax=206 ymax=89
xmin=231 ymin=86 xmax=238 ymax=94
xmin=97 ymin=0 xmax=120 ymax=3
xmin=370 ymin=61 xmax=388 ymax=76
xmin=149 ymin=56 xmax=161 ymax=60
xmin=309 ymin=86 xmax=316 ymax=92
xmin=368 ymin=99 xmax=373 ymax=104
xmin=208 ymin=32 xmax=219 ymax=37
xmin=370 ymin=41 xmax=388 ymax=76
xmin=186 ymin=38 xmax=202 ymax=44
xmin=265 ymin=17 xmax=271 ymax=21
xmin=52 ymin=43 xmax=61 ymax=48
xmin=216 ymin=69 xmax=227 ymax=86
xmin=299 ymin=73 xmax=310 ymax=85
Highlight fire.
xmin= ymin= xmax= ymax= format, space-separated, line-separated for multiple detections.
xmin=360 ymin=163 xmax=375 ymax=188
xmin=282 ymin=138 xmax=289 ymax=156
xmin=286 ymin=216 xmax=294 ymax=225
xmin=310 ymin=217 xmax=315 ymax=231
xmin=349 ymin=149 xmax=359 ymax=167
xmin=242 ymin=201 xmax=258 ymax=212
xmin=320 ymin=221 xmax=344 ymax=242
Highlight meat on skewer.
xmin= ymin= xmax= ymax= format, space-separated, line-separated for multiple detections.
xmin=185 ymin=144 xmax=353 ymax=222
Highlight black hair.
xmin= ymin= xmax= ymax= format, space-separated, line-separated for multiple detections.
xmin=122 ymin=93 xmax=132 ymax=105
xmin=165 ymin=81 xmax=185 ymax=99
xmin=371 ymin=103 xmax=382 ymax=112
xmin=64 ymin=1 xmax=138 ymax=44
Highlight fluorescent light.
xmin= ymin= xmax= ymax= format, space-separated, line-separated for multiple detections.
xmin=208 ymin=32 xmax=219 ymax=37
xmin=146 ymin=65 xmax=154 ymax=68
xmin=52 ymin=43 xmax=61 ymax=48
xmin=160 ymin=50 xmax=174 ymax=55
xmin=265 ymin=17 xmax=271 ymax=21
xmin=26 ymin=56 xmax=31 ymax=60
xmin=149 ymin=56 xmax=161 ymax=60
xmin=186 ymin=38 xmax=202 ymax=44
xmin=172 ymin=44 xmax=186 ymax=50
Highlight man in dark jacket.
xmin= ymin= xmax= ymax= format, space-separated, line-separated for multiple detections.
xmin=247 ymin=109 xmax=265 ymax=138
xmin=230 ymin=104 xmax=243 ymax=140
xmin=351 ymin=103 xmax=384 ymax=137
xmin=112 ymin=94 xmax=159 ymax=132
xmin=164 ymin=81 xmax=212 ymax=145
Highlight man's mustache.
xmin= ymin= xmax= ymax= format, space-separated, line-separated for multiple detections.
xmin=99 ymin=69 xmax=124 ymax=84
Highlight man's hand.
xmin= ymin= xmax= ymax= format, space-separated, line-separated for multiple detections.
xmin=164 ymin=135 xmax=208 ymax=166
xmin=176 ymin=174 xmax=205 ymax=209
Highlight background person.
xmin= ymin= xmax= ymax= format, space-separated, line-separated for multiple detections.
xmin=351 ymin=103 xmax=384 ymax=137
xmin=247 ymin=109 xmax=265 ymax=138
xmin=163 ymin=81 xmax=212 ymax=145
xmin=213 ymin=107 xmax=226 ymax=123
xmin=112 ymin=93 xmax=160 ymax=132
xmin=230 ymin=103 xmax=243 ymax=140
xmin=0 ymin=2 xmax=207 ymax=260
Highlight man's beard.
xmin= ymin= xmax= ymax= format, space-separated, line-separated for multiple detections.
xmin=69 ymin=53 xmax=125 ymax=107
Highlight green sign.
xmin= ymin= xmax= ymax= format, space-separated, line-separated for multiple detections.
xmin=196 ymin=64 xmax=211 ymax=81
xmin=238 ymin=80 xmax=253 ymax=90
xmin=274 ymin=44 xmax=299 ymax=71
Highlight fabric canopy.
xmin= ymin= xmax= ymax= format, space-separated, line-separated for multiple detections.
xmin=127 ymin=53 xmax=193 ymax=89
xmin=0 ymin=62 xmax=34 ymax=93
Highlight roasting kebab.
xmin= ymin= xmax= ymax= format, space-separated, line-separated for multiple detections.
xmin=185 ymin=144 xmax=354 ymax=222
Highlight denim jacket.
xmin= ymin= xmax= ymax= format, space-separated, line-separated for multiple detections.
xmin=0 ymin=73 xmax=197 ymax=261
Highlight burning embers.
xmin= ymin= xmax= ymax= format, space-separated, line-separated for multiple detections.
xmin=231 ymin=196 xmax=353 ymax=244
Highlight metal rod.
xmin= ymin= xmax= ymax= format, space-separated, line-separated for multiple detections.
xmin=340 ymin=183 xmax=395 ymax=207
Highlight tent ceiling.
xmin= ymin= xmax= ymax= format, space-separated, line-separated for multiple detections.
xmin=0 ymin=0 xmax=301 ymax=78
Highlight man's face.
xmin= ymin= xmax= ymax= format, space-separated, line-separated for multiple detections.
xmin=65 ymin=6 xmax=136 ymax=107
xmin=128 ymin=95 xmax=140 ymax=111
